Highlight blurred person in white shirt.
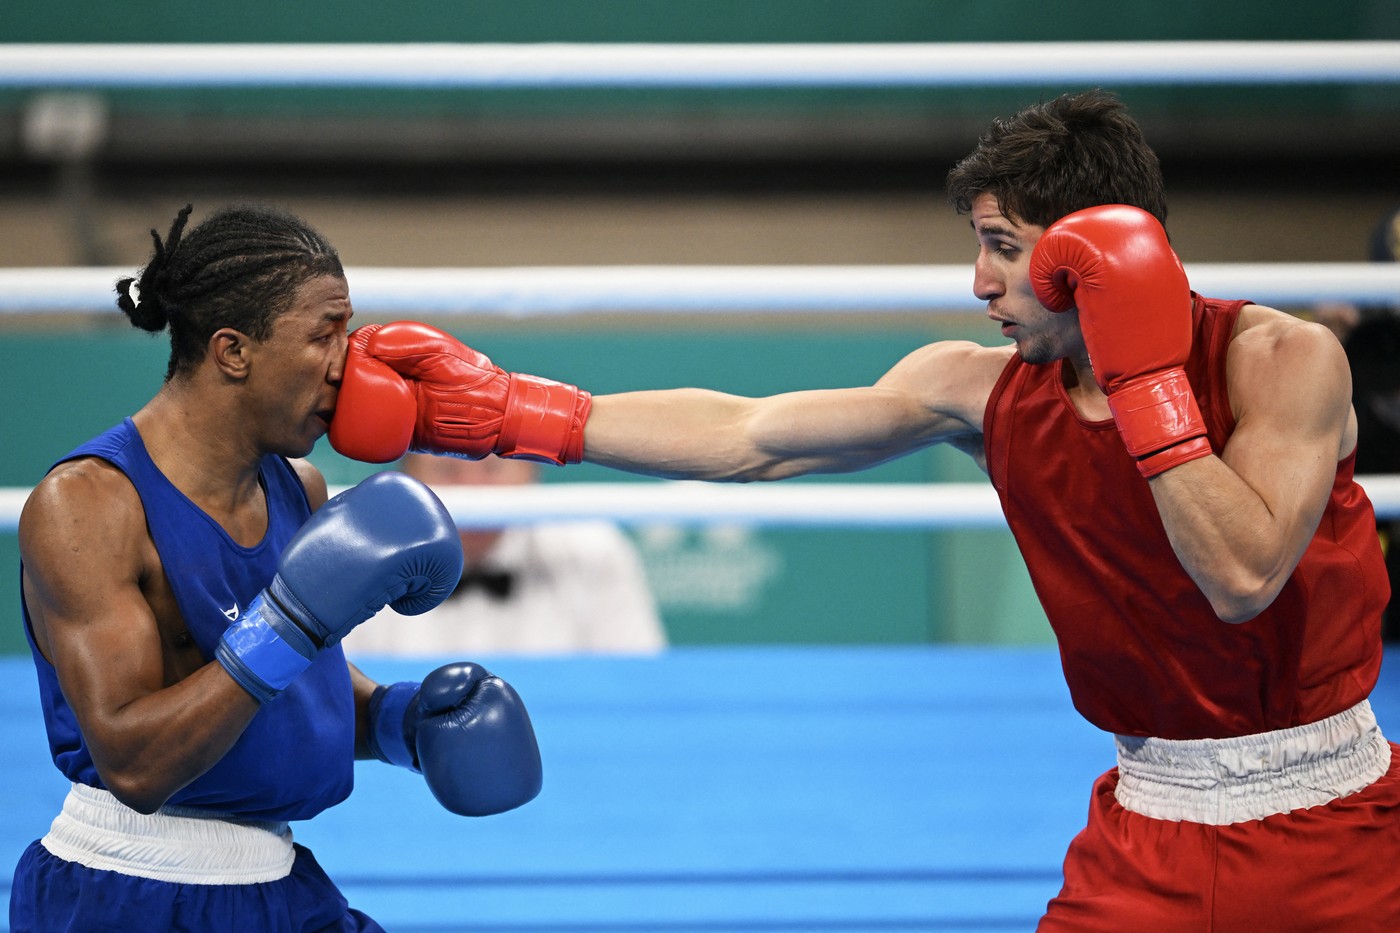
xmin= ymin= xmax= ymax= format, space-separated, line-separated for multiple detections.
xmin=344 ymin=453 xmax=667 ymax=657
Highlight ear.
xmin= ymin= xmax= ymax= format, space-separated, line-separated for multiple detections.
xmin=210 ymin=327 xmax=252 ymax=380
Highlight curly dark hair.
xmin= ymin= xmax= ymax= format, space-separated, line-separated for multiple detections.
xmin=946 ymin=89 xmax=1168 ymax=231
xmin=116 ymin=204 xmax=344 ymax=382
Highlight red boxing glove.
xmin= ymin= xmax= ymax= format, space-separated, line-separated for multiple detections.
xmin=330 ymin=322 xmax=592 ymax=465
xmin=1029 ymin=205 xmax=1211 ymax=478
xmin=328 ymin=325 xmax=417 ymax=463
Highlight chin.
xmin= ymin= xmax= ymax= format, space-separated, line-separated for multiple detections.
xmin=1016 ymin=344 xmax=1055 ymax=367
xmin=277 ymin=433 xmax=320 ymax=460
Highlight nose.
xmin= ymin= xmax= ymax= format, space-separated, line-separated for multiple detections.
xmin=328 ymin=331 xmax=349 ymax=386
xmin=972 ymin=250 xmax=1004 ymax=303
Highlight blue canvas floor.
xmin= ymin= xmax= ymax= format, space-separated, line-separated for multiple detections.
xmin=5 ymin=646 xmax=1400 ymax=932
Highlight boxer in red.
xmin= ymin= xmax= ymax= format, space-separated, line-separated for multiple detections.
xmin=331 ymin=89 xmax=1400 ymax=931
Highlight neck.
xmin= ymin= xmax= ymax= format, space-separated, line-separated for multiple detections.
xmin=133 ymin=381 xmax=264 ymax=509
xmin=1061 ymin=354 xmax=1112 ymax=421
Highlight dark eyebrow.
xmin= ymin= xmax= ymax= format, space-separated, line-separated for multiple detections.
xmin=973 ymin=220 xmax=1021 ymax=241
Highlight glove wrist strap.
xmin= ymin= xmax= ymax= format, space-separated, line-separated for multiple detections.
xmin=367 ymin=681 xmax=422 ymax=772
xmin=1136 ymin=435 xmax=1213 ymax=478
xmin=214 ymin=592 xmax=316 ymax=704
xmin=1107 ymin=369 xmax=1210 ymax=477
xmin=498 ymin=374 xmax=593 ymax=465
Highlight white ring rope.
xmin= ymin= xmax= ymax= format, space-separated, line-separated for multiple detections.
xmin=3 ymin=264 xmax=1399 ymax=316
xmin=3 ymin=476 xmax=1400 ymax=533
xmin=1 ymin=42 xmax=1399 ymax=88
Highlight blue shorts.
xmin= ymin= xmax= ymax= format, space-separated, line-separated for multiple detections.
xmin=9 ymin=840 xmax=384 ymax=933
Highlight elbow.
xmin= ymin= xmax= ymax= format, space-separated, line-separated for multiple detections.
xmin=99 ymin=769 xmax=172 ymax=815
xmin=720 ymin=467 xmax=781 ymax=483
xmin=688 ymin=456 xmax=794 ymax=484
xmin=1205 ymin=576 xmax=1284 ymax=625
xmin=1212 ymin=599 xmax=1265 ymax=625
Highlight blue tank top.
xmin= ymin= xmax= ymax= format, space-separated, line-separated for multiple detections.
xmin=21 ymin=418 xmax=355 ymax=821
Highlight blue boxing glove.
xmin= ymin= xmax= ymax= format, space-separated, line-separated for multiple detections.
xmin=367 ymin=662 xmax=543 ymax=817
xmin=216 ymin=472 xmax=463 ymax=703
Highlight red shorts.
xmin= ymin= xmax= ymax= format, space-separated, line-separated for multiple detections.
xmin=1039 ymin=743 xmax=1400 ymax=932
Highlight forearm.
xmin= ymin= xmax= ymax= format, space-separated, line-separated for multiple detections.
xmin=583 ymin=387 xmax=940 ymax=481
xmin=350 ymin=662 xmax=381 ymax=760
xmin=1149 ymin=456 xmax=1320 ymax=622
xmin=582 ymin=389 xmax=776 ymax=480
xmin=84 ymin=663 xmax=261 ymax=814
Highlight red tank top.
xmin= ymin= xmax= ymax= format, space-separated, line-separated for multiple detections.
xmin=983 ymin=295 xmax=1389 ymax=739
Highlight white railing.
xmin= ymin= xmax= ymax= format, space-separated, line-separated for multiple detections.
xmin=4 ymin=476 xmax=1400 ymax=532
xmin=2 ymin=263 xmax=1399 ymax=316
xmin=1 ymin=42 xmax=1398 ymax=88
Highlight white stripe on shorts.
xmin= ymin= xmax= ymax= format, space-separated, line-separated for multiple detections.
xmin=1113 ymin=698 xmax=1391 ymax=824
xmin=41 ymin=783 xmax=295 ymax=884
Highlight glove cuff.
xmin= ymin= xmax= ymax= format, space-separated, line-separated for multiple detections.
xmin=1136 ymin=435 xmax=1213 ymax=478
xmin=214 ymin=592 xmax=317 ymax=704
xmin=498 ymin=373 xmax=593 ymax=465
xmin=367 ymin=681 xmax=422 ymax=772
xmin=1107 ymin=369 xmax=1207 ymax=459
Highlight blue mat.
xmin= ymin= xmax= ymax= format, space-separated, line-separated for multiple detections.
xmin=5 ymin=647 xmax=1399 ymax=932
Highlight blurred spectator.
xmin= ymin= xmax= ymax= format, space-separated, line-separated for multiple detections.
xmin=1345 ymin=314 xmax=1400 ymax=642
xmin=1308 ymin=205 xmax=1400 ymax=339
xmin=1371 ymin=206 xmax=1400 ymax=270
xmin=343 ymin=453 xmax=667 ymax=656
xmin=1313 ymin=206 xmax=1400 ymax=640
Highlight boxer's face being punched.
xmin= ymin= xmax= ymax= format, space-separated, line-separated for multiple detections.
xmin=969 ymin=193 xmax=1086 ymax=367
xmin=243 ymin=274 xmax=353 ymax=458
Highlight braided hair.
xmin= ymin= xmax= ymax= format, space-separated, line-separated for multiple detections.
xmin=116 ymin=204 xmax=345 ymax=382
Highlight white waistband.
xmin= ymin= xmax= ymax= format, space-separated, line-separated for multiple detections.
xmin=41 ymin=783 xmax=296 ymax=884
xmin=1114 ymin=699 xmax=1392 ymax=825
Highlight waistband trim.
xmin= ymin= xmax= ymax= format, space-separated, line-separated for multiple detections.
xmin=41 ymin=783 xmax=295 ymax=884
xmin=1114 ymin=699 xmax=1391 ymax=825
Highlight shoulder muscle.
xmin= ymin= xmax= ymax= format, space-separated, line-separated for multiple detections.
xmin=288 ymin=458 xmax=329 ymax=510
xmin=876 ymin=340 xmax=1014 ymax=433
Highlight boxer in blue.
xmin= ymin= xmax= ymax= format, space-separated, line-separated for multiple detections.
xmin=10 ymin=205 xmax=544 ymax=932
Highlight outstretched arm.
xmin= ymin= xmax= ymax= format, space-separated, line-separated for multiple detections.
xmin=329 ymin=320 xmax=1011 ymax=481
xmin=583 ymin=341 xmax=999 ymax=482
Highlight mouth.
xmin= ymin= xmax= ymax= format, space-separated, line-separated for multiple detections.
xmin=988 ymin=315 xmax=1017 ymax=338
xmin=314 ymin=409 xmax=335 ymax=428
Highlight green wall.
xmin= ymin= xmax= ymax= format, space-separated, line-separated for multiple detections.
xmin=0 ymin=321 xmax=1050 ymax=654
xmin=4 ymin=0 xmax=1390 ymax=43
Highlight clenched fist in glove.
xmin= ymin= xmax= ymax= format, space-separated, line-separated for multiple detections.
xmin=329 ymin=321 xmax=592 ymax=466
xmin=215 ymin=472 xmax=462 ymax=704
xmin=366 ymin=662 xmax=543 ymax=817
xmin=1029 ymin=204 xmax=1212 ymax=478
